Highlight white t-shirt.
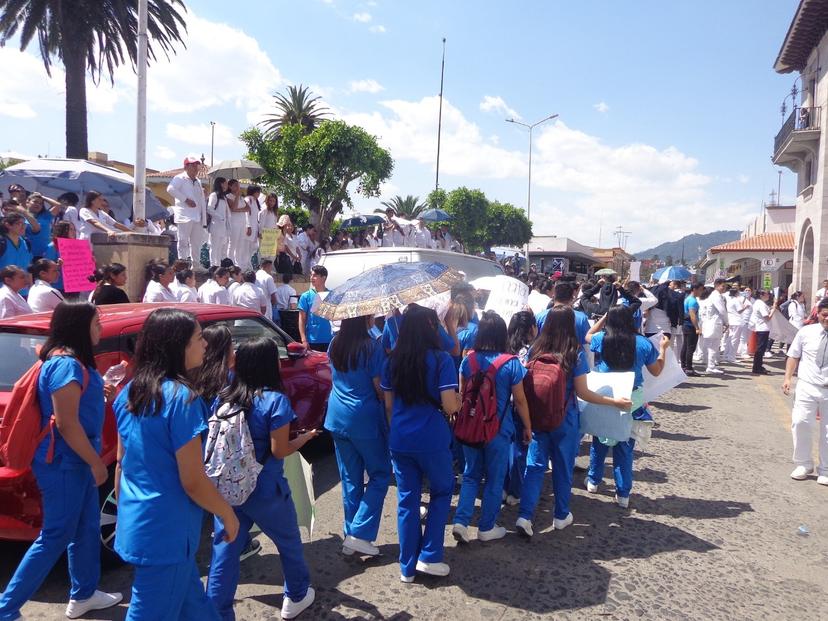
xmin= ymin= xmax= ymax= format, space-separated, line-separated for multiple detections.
xmin=0 ymin=285 xmax=32 ymax=318
xmin=726 ymin=295 xmax=747 ymax=325
xmin=62 ymin=206 xmax=81 ymax=233
xmin=175 ymin=284 xmax=198 ymax=303
xmin=231 ymin=282 xmax=266 ymax=313
xmin=78 ymin=207 xmax=119 ymax=240
xmin=199 ymin=279 xmax=230 ymax=305
xmin=142 ymin=280 xmax=177 ymax=304
xmin=259 ymin=209 xmax=279 ymax=230
xmin=274 ymin=283 xmax=297 ymax=310
xmin=27 ymin=280 xmax=64 ymax=313
xmin=166 ymin=172 xmax=206 ymax=224
xmin=787 ymin=323 xmax=828 ymax=386
xmin=751 ymin=299 xmax=771 ymax=332
xmin=788 ymin=299 xmax=806 ymax=329
xmin=207 ymin=192 xmax=230 ymax=232
xmin=255 ymin=269 xmax=277 ymax=317
xmin=284 ymin=234 xmax=299 ymax=260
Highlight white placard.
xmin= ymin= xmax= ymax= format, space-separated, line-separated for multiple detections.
xmin=629 ymin=261 xmax=641 ymax=282
xmin=578 ymin=371 xmax=635 ymax=442
xmin=528 ymin=290 xmax=551 ymax=315
xmin=641 ymin=331 xmax=687 ymax=403
xmin=483 ymin=276 xmax=529 ymax=325
xmin=769 ymin=311 xmax=798 ymax=343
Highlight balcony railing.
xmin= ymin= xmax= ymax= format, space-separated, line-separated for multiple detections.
xmin=774 ymin=106 xmax=821 ymax=157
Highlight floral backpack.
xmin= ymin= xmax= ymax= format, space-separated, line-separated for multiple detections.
xmin=204 ymin=403 xmax=263 ymax=506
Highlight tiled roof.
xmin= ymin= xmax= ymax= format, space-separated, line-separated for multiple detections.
xmin=709 ymin=232 xmax=794 ymax=253
xmin=147 ymin=162 xmax=210 ymax=180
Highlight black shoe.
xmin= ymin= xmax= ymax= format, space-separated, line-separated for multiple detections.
xmin=240 ymin=538 xmax=262 ymax=561
xmin=751 ymin=368 xmax=771 ymax=376
xmin=685 ymin=370 xmax=700 ymax=377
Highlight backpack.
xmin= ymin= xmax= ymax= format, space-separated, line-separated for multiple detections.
xmin=0 ymin=352 xmax=88 ymax=471
xmin=454 ymin=352 xmax=513 ymax=448
xmin=523 ymin=354 xmax=569 ymax=432
xmin=779 ymin=299 xmax=792 ymax=320
xmin=204 ymin=403 xmax=263 ymax=506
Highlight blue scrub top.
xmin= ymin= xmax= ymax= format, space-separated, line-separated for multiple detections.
xmin=246 ymin=390 xmax=296 ymax=490
xmin=43 ymin=241 xmax=63 ymax=291
xmin=324 ymin=336 xmax=386 ymax=439
xmin=621 ymin=297 xmax=643 ymax=331
xmin=536 ymin=307 xmax=590 ymax=344
xmin=0 ymin=235 xmax=32 ymax=271
xmin=380 ymin=349 xmax=457 ymax=453
xmin=459 ymin=352 xmax=526 ymax=440
xmin=26 ymin=210 xmax=53 ymax=257
xmin=457 ymin=322 xmax=478 ymax=353
xmin=683 ymin=295 xmax=699 ymax=330
xmin=589 ymin=332 xmax=658 ymax=388
xmin=35 ymin=356 xmax=104 ymax=469
xmin=382 ymin=315 xmax=455 ymax=352
xmin=297 ymin=289 xmax=333 ymax=344
xmin=114 ymin=380 xmax=208 ymax=566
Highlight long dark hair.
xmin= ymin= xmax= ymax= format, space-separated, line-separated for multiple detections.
xmin=601 ymin=305 xmax=637 ymax=371
xmin=193 ymin=324 xmax=233 ymax=405
xmin=219 ymin=337 xmax=283 ymax=412
xmin=84 ymin=190 xmax=102 ymax=210
xmin=127 ymin=308 xmax=199 ymax=416
xmin=507 ymin=311 xmax=536 ymax=355
xmin=329 ymin=316 xmax=373 ymax=372
xmin=39 ymin=302 xmax=97 ymax=368
xmin=212 ymin=177 xmax=227 ymax=200
xmin=145 ymin=260 xmax=169 ymax=283
xmin=474 ymin=310 xmax=507 ymax=353
xmin=388 ymin=304 xmax=442 ymax=405
xmin=530 ymin=307 xmax=579 ymax=376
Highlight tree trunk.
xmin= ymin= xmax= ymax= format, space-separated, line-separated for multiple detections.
xmin=63 ymin=45 xmax=88 ymax=159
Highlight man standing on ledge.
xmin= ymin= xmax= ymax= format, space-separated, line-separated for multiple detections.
xmin=298 ymin=265 xmax=333 ymax=352
xmin=166 ymin=155 xmax=206 ymax=263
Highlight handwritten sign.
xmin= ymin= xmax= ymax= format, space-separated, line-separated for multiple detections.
xmin=481 ymin=275 xmax=529 ymax=325
xmin=260 ymin=228 xmax=281 ymax=257
xmin=56 ymin=238 xmax=97 ymax=292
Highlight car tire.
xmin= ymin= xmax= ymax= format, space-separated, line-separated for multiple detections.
xmin=98 ymin=466 xmax=124 ymax=568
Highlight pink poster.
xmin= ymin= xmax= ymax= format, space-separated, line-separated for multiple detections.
xmin=56 ymin=238 xmax=97 ymax=293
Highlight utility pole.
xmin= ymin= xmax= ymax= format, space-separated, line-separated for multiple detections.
xmin=435 ymin=38 xmax=446 ymax=192
xmin=210 ymin=121 xmax=216 ymax=167
xmin=132 ymin=0 xmax=148 ymax=225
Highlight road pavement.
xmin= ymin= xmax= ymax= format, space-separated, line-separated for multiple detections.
xmin=2 ymin=351 xmax=827 ymax=620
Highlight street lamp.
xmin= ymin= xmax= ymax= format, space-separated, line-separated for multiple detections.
xmin=506 ymin=113 xmax=558 ymax=266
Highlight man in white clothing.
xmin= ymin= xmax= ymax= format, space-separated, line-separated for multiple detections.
xmin=782 ymin=297 xmax=828 ymax=486
xmin=198 ymin=267 xmax=230 ymax=305
xmin=231 ymin=270 xmax=267 ymax=315
xmin=166 ymin=156 xmax=206 ymax=262
xmin=255 ymin=259 xmax=278 ymax=320
xmin=296 ymin=225 xmax=318 ymax=275
xmin=413 ymin=219 xmax=432 ymax=249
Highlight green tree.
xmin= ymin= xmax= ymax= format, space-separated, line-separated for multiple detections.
xmin=443 ymin=187 xmax=489 ymax=251
xmin=426 ymin=188 xmax=447 ymax=210
xmin=376 ymin=195 xmax=425 ymax=219
xmin=481 ymin=201 xmax=532 ymax=251
xmin=259 ymin=84 xmax=330 ymax=138
xmin=0 ymin=0 xmax=186 ymax=158
xmin=242 ymin=120 xmax=393 ymax=238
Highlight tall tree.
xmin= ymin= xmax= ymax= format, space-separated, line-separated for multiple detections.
xmin=443 ymin=187 xmax=489 ymax=250
xmin=481 ymin=201 xmax=532 ymax=252
xmin=260 ymin=84 xmax=330 ymax=138
xmin=377 ymin=195 xmax=425 ymax=219
xmin=0 ymin=0 xmax=187 ymax=159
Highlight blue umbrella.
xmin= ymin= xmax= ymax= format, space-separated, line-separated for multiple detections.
xmin=340 ymin=214 xmax=385 ymax=228
xmin=316 ymin=261 xmax=465 ymax=320
xmin=655 ymin=265 xmax=692 ymax=283
xmin=418 ymin=208 xmax=452 ymax=222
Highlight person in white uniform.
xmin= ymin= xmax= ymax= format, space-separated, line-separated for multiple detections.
xmin=172 ymin=269 xmax=199 ymax=303
xmin=165 ymin=156 xmax=207 ymax=262
xmin=206 ymin=177 xmax=231 ymax=266
xmin=230 ymin=270 xmax=267 ymax=315
xmin=723 ymin=287 xmax=749 ymax=362
xmin=27 ymin=259 xmax=64 ymax=313
xmin=787 ymin=291 xmax=807 ymax=330
xmin=226 ymin=180 xmax=252 ymax=269
xmin=782 ymin=297 xmax=828 ymax=486
xmin=738 ymin=287 xmax=755 ymax=359
xmin=698 ymin=282 xmax=728 ymax=374
xmin=198 ymin=267 xmax=231 ymax=305
xmin=255 ymin=260 xmax=278 ymax=321
xmin=0 ymin=265 xmax=31 ymax=318
xmin=142 ymin=262 xmax=177 ymax=304
xmin=243 ymin=186 xmax=262 ymax=270
xmin=78 ymin=191 xmax=134 ymax=240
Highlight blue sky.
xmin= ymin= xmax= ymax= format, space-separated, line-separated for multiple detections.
xmin=0 ymin=0 xmax=802 ymax=251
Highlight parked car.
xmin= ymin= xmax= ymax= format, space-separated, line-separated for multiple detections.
xmin=0 ymin=303 xmax=332 ymax=551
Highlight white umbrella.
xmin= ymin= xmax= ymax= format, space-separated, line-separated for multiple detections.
xmin=208 ymin=159 xmax=265 ymax=180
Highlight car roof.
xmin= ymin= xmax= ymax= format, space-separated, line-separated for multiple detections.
xmin=0 ymin=303 xmax=263 ymax=335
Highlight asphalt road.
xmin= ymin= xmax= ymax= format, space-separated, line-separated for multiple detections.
xmin=2 ymin=351 xmax=827 ymax=620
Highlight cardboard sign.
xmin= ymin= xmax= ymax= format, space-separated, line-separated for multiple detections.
xmin=483 ymin=275 xmax=529 ymax=326
xmin=56 ymin=238 xmax=96 ymax=292
xmin=260 ymin=228 xmax=281 ymax=257
xmin=283 ymin=451 xmax=315 ymax=539
xmin=578 ymin=371 xmax=635 ymax=441
xmin=642 ymin=332 xmax=687 ymax=403
xmin=629 ymin=261 xmax=641 ymax=282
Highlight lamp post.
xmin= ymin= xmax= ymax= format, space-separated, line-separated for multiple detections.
xmin=131 ymin=0 xmax=148 ymax=226
xmin=506 ymin=113 xmax=558 ymax=266
xmin=210 ymin=121 xmax=216 ymax=167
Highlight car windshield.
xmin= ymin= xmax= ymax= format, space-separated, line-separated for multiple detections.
xmin=203 ymin=317 xmax=289 ymax=359
xmin=0 ymin=333 xmax=47 ymax=391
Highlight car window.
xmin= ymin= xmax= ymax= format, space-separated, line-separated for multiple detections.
xmin=205 ymin=318 xmax=289 ymax=359
xmin=0 ymin=333 xmax=46 ymax=391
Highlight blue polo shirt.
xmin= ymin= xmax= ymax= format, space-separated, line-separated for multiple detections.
xmin=457 ymin=322 xmax=478 ymax=353
xmin=590 ymin=332 xmax=659 ymax=388
xmin=114 ymin=380 xmax=208 ymax=566
xmin=459 ymin=352 xmax=526 ymax=440
xmin=325 ymin=337 xmax=386 ymax=439
xmin=381 ymin=349 xmax=457 ymax=453
xmin=382 ymin=314 xmax=455 ymax=352
xmin=683 ymin=294 xmax=700 ymax=330
xmin=247 ymin=391 xmax=296 ymax=491
xmin=297 ymin=288 xmax=333 ymax=345
xmin=536 ymin=307 xmax=590 ymax=344
xmin=26 ymin=210 xmax=53 ymax=257
xmin=0 ymin=235 xmax=32 ymax=271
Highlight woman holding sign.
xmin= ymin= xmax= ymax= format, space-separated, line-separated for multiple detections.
xmin=585 ymin=306 xmax=669 ymax=508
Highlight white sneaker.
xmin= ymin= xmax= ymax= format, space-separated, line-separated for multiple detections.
xmin=415 ymin=560 xmax=450 ymax=577
xmin=791 ymin=466 xmax=812 ymax=480
xmin=281 ymin=587 xmax=315 ymax=619
xmin=615 ymin=495 xmax=629 ymax=508
xmin=705 ymin=368 xmax=724 ymax=375
xmin=553 ymin=512 xmax=574 ymax=530
xmin=504 ymin=494 xmax=520 ymax=506
xmin=816 ymin=475 xmax=828 ymax=486
xmin=515 ymin=517 xmax=533 ymax=538
xmin=400 ymin=573 xmax=415 ymax=583
xmin=451 ymin=523 xmax=470 ymax=544
xmin=419 ymin=505 xmax=428 ymax=520
xmin=65 ymin=590 xmax=123 ymax=619
xmin=585 ymin=477 xmax=599 ymax=493
xmin=477 ymin=525 xmax=507 ymax=541
xmin=343 ymin=535 xmax=379 ymax=556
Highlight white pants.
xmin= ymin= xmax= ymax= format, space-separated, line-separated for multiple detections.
xmin=701 ymin=335 xmax=721 ymax=370
xmin=738 ymin=325 xmax=750 ymax=357
xmin=671 ymin=329 xmax=683 ymax=364
xmin=209 ymin=226 xmax=229 ymax=266
xmin=228 ymin=214 xmax=252 ymax=269
xmin=176 ymin=220 xmax=204 ymax=262
xmin=723 ymin=325 xmax=742 ymax=362
xmin=791 ymin=380 xmax=828 ymax=476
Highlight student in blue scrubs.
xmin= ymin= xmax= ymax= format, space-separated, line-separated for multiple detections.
xmin=585 ymin=306 xmax=669 ymax=508
xmin=297 ymin=265 xmax=333 ymax=352
xmin=453 ymin=311 xmax=532 ymax=544
xmin=516 ymin=307 xmax=632 ymax=538
xmin=0 ymin=213 xmax=34 ymax=272
xmin=24 ymin=193 xmax=58 ymax=259
xmin=114 ymin=308 xmax=240 ymax=621
xmin=536 ymin=282 xmax=590 ymax=345
xmin=382 ymin=307 xmax=460 ymax=357
xmin=326 ymin=316 xmax=390 ymax=557
xmin=207 ymin=337 xmax=318 ymax=621
xmin=0 ymin=302 xmax=122 ymax=621
xmin=454 ymin=292 xmax=478 ymax=356
xmin=43 ymin=220 xmax=75 ymax=294
xmin=381 ymin=304 xmax=460 ymax=582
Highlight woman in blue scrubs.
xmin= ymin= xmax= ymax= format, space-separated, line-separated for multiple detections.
xmin=516 ymin=307 xmax=632 ymax=538
xmin=114 ymin=308 xmax=240 ymax=621
xmin=453 ymin=311 xmax=532 ymax=544
xmin=381 ymin=304 xmax=460 ymax=583
xmin=585 ymin=306 xmax=669 ymax=508
xmin=0 ymin=302 xmax=122 ymax=621
xmin=206 ymin=337 xmax=318 ymax=621
xmin=326 ymin=316 xmax=390 ymax=557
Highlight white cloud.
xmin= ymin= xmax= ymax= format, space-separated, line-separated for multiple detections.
xmin=479 ymin=95 xmax=520 ymax=120
xmin=0 ymin=48 xmax=61 ymax=119
xmin=154 ymin=145 xmax=176 ymax=160
xmin=349 ymin=79 xmax=385 ymax=94
xmin=369 ymin=25 xmax=386 ymax=33
xmin=737 ymin=174 xmax=750 ymax=184
xmin=166 ymin=122 xmax=239 ymax=148
xmin=593 ymin=101 xmax=610 ymax=114
xmin=353 ymin=12 xmax=372 ymax=22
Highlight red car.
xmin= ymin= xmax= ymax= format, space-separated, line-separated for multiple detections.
xmin=0 ymin=303 xmax=332 ymax=548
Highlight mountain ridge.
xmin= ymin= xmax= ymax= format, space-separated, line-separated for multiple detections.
xmin=633 ymin=231 xmax=742 ymax=262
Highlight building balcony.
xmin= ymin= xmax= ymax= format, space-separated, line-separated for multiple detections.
xmin=773 ymin=106 xmax=821 ymax=170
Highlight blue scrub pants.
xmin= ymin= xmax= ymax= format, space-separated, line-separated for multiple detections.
xmin=126 ymin=560 xmax=219 ymax=621
xmin=331 ymin=432 xmax=391 ymax=542
xmin=0 ymin=464 xmax=99 ymax=621
xmin=391 ymin=449 xmax=453 ymax=578
xmin=503 ymin=415 xmax=527 ymax=499
xmin=588 ymin=437 xmax=635 ymax=498
xmin=450 ymin=437 xmax=465 ymax=476
xmin=519 ymin=408 xmax=581 ymax=521
xmin=207 ymin=475 xmax=310 ymax=621
xmin=454 ymin=434 xmax=510 ymax=531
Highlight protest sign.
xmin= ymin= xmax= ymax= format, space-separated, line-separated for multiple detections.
xmin=629 ymin=261 xmax=641 ymax=282
xmin=769 ymin=312 xmax=798 ymax=343
xmin=284 ymin=451 xmax=315 ymax=538
xmin=482 ymin=275 xmax=529 ymax=325
xmin=528 ymin=290 xmax=550 ymax=315
xmin=578 ymin=371 xmax=635 ymax=441
xmin=259 ymin=228 xmax=281 ymax=257
xmin=641 ymin=332 xmax=687 ymax=403
xmin=56 ymin=238 xmax=96 ymax=292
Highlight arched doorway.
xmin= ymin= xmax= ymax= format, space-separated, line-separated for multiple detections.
xmin=799 ymin=221 xmax=814 ymax=301
xmin=726 ymin=257 xmax=762 ymax=289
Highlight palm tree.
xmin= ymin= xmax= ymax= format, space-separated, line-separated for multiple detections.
xmin=376 ymin=195 xmax=426 ymax=219
xmin=260 ymin=84 xmax=330 ymax=138
xmin=0 ymin=0 xmax=186 ymax=159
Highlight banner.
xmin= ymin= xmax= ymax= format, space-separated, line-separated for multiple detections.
xmin=259 ymin=228 xmax=281 ymax=257
xmin=528 ymin=290 xmax=550 ymax=315
xmin=578 ymin=371 xmax=635 ymax=441
xmin=283 ymin=451 xmax=315 ymax=539
xmin=641 ymin=331 xmax=687 ymax=403
xmin=56 ymin=238 xmax=96 ymax=292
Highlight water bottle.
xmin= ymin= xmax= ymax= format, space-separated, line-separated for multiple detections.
xmin=103 ymin=361 xmax=127 ymax=386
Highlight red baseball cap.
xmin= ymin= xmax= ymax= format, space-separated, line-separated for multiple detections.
xmin=183 ymin=155 xmax=201 ymax=166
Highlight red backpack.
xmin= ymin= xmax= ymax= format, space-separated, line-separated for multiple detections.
xmin=0 ymin=353 xmax=88 ymax=471
xmin=454 ymin=352 xmax=514 ymax=448
xmin=523 ymin=354 xmax=569 ymax=432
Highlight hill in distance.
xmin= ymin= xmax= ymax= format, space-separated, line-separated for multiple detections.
xmin=633 ymin=231 xmax=741 ymax=262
